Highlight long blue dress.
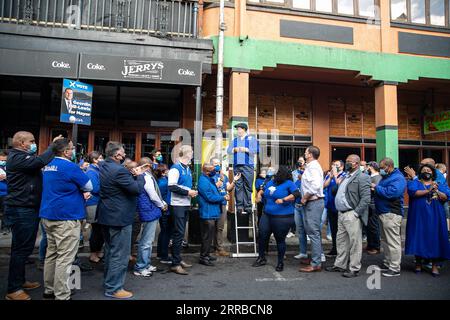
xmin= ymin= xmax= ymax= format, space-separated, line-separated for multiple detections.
xmin=405 ymin=179 xmax=450 ymax=260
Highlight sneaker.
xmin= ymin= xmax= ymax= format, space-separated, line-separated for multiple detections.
xmin=133 ymin=269 xmax=153 ymax=277
xmin=325 ymin=251 xmax=337 ymax=257
xmin=286 ymin=232 xmax=295 ymax=238
xmin=105 ymin=289 xmax=133 ymax=299
xmin=382 ymin=270 xmax=400 ymax=277
xmin=321 ymin=253 xmax=326 ymax=262
xmin=374 ymin=263 xmax=389 ymax=271
xmin=182 ymin=240 xmax=189 ymax=248
xmin=326 ymin=235 xmax=332 ymax=241
xmin=146 ymin=265 xmax=158 ymax=272
xmin=294 ymin=253 xmax=308 ymax=260
xmin=78 ymin=239 xmax=84 ymax=249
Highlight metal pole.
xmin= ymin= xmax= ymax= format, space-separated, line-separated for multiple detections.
xmin=192 ymin=0 xmax=198 ymax=37
xmin=215 ymin=0 xmax=225 ymax=161
xmin=72 ymin=123 xmax=78 ymax=162
xmin=193 ymin=86 xmax=202 ymax=189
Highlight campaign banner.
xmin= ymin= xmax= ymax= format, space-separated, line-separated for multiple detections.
xmin=424 ymin=110 xmax=450 ymax=134
xmin=60 ymin=79 xmax=93 ymax=126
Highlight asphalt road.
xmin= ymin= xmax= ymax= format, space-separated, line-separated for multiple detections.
xmin=0 ymin=245 xmax=449 ymax=300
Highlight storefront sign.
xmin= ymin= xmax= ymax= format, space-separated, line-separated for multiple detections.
xmin=424 ymin=111 xmax=450 ymax=134
xmin=79 ymin=53 xmax=202 ymax=86
xmin=60 ymin=79 xmax=93 ymax=126
xmin=0 ymin=48 xmax=78 ymax=78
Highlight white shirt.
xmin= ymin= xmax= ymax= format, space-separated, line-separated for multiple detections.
xmin=144 ymin=172 xmax=166 ymax=209
xmin=300 ymin=160 xmax=324 ymax=198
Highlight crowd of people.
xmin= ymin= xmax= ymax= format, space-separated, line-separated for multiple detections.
xmin=0 ymin=125 xmax=449 ymax=300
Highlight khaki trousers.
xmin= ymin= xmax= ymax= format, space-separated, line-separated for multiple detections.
xmin=379 ymin=213 xmax=402 ymax=272
xmin=42 ymin=219 xmax=81 ymax=300
xmin=214 ymin=205 xmax=227 ymax=251
xmin=334 ymin=210 xmax=363 ymax=272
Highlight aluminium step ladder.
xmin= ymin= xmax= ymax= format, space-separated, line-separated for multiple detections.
xmin=231 ymin=206 xmax=258 ymax=258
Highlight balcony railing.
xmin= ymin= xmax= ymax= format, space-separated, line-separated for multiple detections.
xmin=0 ymin=0 xmax=199 ymax=38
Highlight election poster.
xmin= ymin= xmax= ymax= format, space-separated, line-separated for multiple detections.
xmin=60 ymin=79 xmax=93 ymax=125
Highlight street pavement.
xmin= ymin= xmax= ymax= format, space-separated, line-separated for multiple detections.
xmin=0 ymin=232 xmax=449 ymax=300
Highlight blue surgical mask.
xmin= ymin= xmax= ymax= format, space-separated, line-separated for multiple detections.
xmin=214 ymin=165 xmax=221 ymax=172
xmin=380 ymin=169 xmax=388 ymax=176
xmin=208 ymin=171 xmax=216 ymax=177
xmin=29 ymin=143 xmax=37 ymax=154
xmin=71 ymin=149 xmax=76 ymax=161
xmin=0 ymin=160 xmax=5 ymax=167
xmin=267 ymin=170 xmax=275 ymax=177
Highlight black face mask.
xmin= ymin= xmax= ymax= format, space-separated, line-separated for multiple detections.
xmin=344 ymin=162 xmax=353 ymax=172
xmin=420 ymin=172 xmax=432 ymax=181
xmin=367 ymin=169 xmax=372 ymax=175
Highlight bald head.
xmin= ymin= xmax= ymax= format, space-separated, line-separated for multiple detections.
xmin=12 ymin=131 xmax=35 ymax=152
xmin=421 ymin=158 xmax=436 ymax=167
xmin=347 ymin=154 xmax=361 ymax=164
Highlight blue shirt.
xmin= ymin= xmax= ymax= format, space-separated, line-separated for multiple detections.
xmin=213 ymin=173 xmax=229 ymax=205
xmin=0 ymin=165 xmax=6 ymax=197
xmin=85 ymin=164 xmax=100 ymax=206
xmin=227 ymin=135 xmax=259 ymax=167
xmin=40 ymin=157 xmax=90 ymax=221
xmin=292 ymin=169 xmax=304 ymax=183
xmin=375 ymin=168 xmax=407 ymax=216
xmin=262 ymin=180 xmax=298 ymax=215
xmin=325 ymin=171 xmax=346 ymax=212
xmin=157 ymin=176 xmax=171 ymax=205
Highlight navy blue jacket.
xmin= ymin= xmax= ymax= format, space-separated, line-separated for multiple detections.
xmin=375 ymin=168 xmax=407 ymax=216
xmin=197 ymin=174 xmax=223 ymax=220
xmin=97 ymin=158 xmax=145 ymax=227
xmin=85 ymin=164 xmax=100 ymax=206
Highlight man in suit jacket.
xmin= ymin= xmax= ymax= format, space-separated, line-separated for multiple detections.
xmin=326 ymin=154 xmax=371 ymax=278
xmin=61 ymin=88 xmax=75 ymax=115
xmin=97 ymin=141 xmax=146 ymax=299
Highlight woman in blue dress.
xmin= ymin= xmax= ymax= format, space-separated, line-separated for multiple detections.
xmin=253 ymin=166 xmax=301 ymax=271
xmin=405 ymin=163 xmax=450 ymax=277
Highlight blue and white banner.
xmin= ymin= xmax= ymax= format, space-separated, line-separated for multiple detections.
xmin=60 ymin=79 xmax=93 ymax=126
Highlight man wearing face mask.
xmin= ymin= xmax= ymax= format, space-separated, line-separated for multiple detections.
xmin=292 ymin=156 xmax=306 ymax=183
xmin=325 ymin=155 xmax=371 ymax=278
xmin=97 ymin=141 xmax=147 ymax=299
xmin=374 ymin=157 xmax=407 ymax=277
xmin=4 ymin=131 xmax=63 ymax=300
xmin=39 ymin=139 xmax=93 ymax=300
xmin=210 ymin=157 xmax=240 ymax=257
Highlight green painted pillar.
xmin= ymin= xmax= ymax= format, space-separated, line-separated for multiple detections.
xmin=375 ymin=82 xmax=399 ymax=166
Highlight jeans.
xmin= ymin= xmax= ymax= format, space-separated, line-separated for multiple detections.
xmin=131 ymin=213 xmax=142 ymax=256
xmin=234 ymin=165 xmax=254 ymax=211
xmin=0 ymin=196 xmax=8 ymax=231
xmin=366 ymin=206 xmax=381 ymax=250
xmin=157 ymin=211 xmax=173 ymax=259
xmin=303 ymin=199 xmax=325 ymax=267
xmin=258 ymin=213 xmax=295 ymax=264
xmin=171 ymin=206 xmax=190 ymax=267
xmin=200 ymin=219 xmax=216 ymax=259
xmin=294 ymin=206 xmax=307 ymax=255
xmin=135 ymin=220 xmax=159 ymax=272
xmin=102 ymin=224 xmax=132 ymax=295
xmin=327 ymin=209 xmax=338 ymax=253
xmin=5 ymin=206 xmax=40 ymax=293
xmin=39 ymin=222 xmax=48 ymax=262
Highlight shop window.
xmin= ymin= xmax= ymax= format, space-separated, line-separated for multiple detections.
xmin=94 ymin=131 xmax=109 ymax=155
xmin=411 ymin=0 xmax=426 ymax=23
xmin=430 ymin=0 xmax=445 ymax=25
xmin=161 ymin=134 xmax=176 ymax=167
xmin=141 ymin=133 xmax=156 ymax=159
xmin=399 ymin=148 xmax=419 ymax=172
xmin=122 ymin=133 xmax=137 ymax=161
xmin=331 ymin=146 xmax=362 ymax=162
xmin=423 ymin=149 xmax=443 ymax=164
xmin=364 ymin=147 xmax=377 ymax=162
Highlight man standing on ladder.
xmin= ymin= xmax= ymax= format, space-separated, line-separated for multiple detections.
xmin=227 ymin=123 xmax=259 ymax=215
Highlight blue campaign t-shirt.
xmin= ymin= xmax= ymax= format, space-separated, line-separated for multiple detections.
xmin=213 ymin=173 xmax=229 ymax=205
xmin=39 ymin=157 xmax=90 ymax=221
xmin=263 ymin=179 xmax=298 ymax=215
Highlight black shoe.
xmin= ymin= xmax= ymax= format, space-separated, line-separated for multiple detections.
xmin=43 ymin=290 xmax=76 ymax=299
xmin=237 ymin=208 xmax=244 ymax=215
xmin=199 ymin=259 xmax=215 ymax=267
xmin=326 ymin=250 xmax=337 ymax=257
xmin=342 ymin=271 xmax=359 ymax=278
xmin=208 ymin=256 xmax=217 ymax=262
xmin=325 ymin=266 xmax=346 ymax=272
xmin=275 ymin=263 xmax=284 ymax=272
xmin=73 ymin=261 xmax=93 ymax=272
xmin=244 ymin=208 xmax=252 ymax=215
xmin=182 ymin=240 xmax=189 ymax=248
xmin=252 ymin=257 xmax=267 ymax=267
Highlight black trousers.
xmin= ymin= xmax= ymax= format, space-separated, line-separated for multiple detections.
xmin=200 ymin=219 xmax=216 ymax=259
xmin=327 ymin=209 xmax=338 ymax=253
xmin=366 ymin=206 xmax=381 ymax=250
xmin=90 ymin=223 xmax=104 ymax=253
